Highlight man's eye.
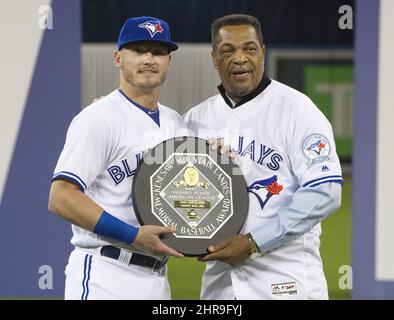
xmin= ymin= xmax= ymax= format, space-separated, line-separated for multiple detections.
xmin=134 ymin=48 xmax=168 ymax=55
xmin=135 ymin=48 xmax=147 ymax=54
xmin=152 ymin=50 xmax=169 ymax=56
xmin=246 ymin=47 xmax=257 ymax=52
xmin=221 ymin=49 xmax=233 ymax=55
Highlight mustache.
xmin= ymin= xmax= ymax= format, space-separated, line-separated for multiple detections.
xmin=229 ymin=67 xmax=252 ymax=74
xmin=138 ymin=67 xmax=159 ymax=72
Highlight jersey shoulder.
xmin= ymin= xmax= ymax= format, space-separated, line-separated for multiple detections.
xmin=184 ymin=94 xmax=221 ymax=121
xmin=67 ymin=90 xmax=123 ymax=134
xmin=81 ymin=90 xmax=123 ymax=117
xmin=268 ymin=80 xmax=322 ymax=115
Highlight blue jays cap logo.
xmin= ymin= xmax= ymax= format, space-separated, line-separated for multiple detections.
xmin=138 ymin=20 xmax=164 ymax=37
xmin=118 ymin=16 xmax=178 ymax=51
xmin=247 ymin=175 xmax=283 ymax=210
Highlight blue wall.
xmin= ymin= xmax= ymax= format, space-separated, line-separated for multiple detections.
xmin=353 ymin=0 xmax=394 ymax=299
xmin=0 ymin=0 xmax=81 ymax=296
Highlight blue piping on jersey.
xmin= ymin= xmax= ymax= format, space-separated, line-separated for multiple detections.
xmin=302 ymin=175 xmax=343 ymax=187
xmin=81 ymin=254 xmax=92 ymax=300
xmin=81 ymin=254 xmax=88 ymax=300
xmin=85 ymin=255 xmax=92 ymax=299
xmin=308 ymin=179 xmax=344 ymax=188
xmin=52 ymin=171 xmax=87 ymax=192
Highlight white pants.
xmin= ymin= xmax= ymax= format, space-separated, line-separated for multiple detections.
xmin=64 ymin=248 xmax=171 ymax=300
xmin=201 ymin=236 xmax=329 ymax=300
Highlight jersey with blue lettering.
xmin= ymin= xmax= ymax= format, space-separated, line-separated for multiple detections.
xmin=53 ymin=89 xmax=188 ymax=251
xmin=184 ymin=78 xmax=343 ymax=299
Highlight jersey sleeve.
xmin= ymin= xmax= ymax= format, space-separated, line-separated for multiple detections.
xmin=52 ymin=110 xmax=111 ymax=192
xmin=289 ymin=102 xmax=343 ymax=188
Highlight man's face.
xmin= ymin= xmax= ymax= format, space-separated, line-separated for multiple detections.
xmin=115 ymin=42 xmax=171 ymax=90
xmin=212 ymin=25 xmax=265 ymax=102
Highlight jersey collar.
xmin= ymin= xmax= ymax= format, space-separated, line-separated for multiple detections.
xmin=118 ymin=89 xmax=160 ymax=126
xmin=217 ymin=74 xmax=272 ymax=109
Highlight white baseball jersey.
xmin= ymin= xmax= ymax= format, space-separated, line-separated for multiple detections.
xmin=53 ymin=89 xmax=187 ymax=299
xmin=184 ymin=78 xmax=343 ymax=300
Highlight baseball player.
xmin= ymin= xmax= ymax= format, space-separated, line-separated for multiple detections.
xmin=48 ymin=16 xmax=188 ymax=300
xmin=184 ymin=14 xmax=343 ymax=299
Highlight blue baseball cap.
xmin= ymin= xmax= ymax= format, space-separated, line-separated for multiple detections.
xmin=117 ymin=16 xmax=178 ymax=51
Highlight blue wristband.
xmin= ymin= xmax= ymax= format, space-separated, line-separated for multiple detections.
xmin=93 ymin=211 xmax=139 ymax=244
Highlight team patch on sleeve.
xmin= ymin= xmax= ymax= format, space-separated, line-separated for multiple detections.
xmin=302 ymin=134 xmax=331 ymax=166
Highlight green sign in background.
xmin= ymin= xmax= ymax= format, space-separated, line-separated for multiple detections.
xmin=273 ymin=54 xmax=353 ymax=299
xmin=304 ymin=65 xmax=353 ymax=161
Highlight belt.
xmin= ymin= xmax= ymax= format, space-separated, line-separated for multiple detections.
xmin=100 ymin=246 xmax=167 ymax=271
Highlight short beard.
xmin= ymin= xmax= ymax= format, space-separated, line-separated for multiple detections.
xmin=122 ymin=68 xmax=167 ymax=90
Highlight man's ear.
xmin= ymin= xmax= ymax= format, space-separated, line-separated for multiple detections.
xmin=114 ymin=51 xmax=122 ymax=67
xmin=167 ymin=54 xmax=172 ymax=70
xmin=211 ymin=50 xmax=218 ymax=69
xmin=261 ymin=44 xmax=266 ymax=63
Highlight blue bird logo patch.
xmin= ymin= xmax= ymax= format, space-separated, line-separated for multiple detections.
xmin=138 ymin=21 xmax=164 ymax=37
xmin=247 ymin=175 xmax=283 ymax=210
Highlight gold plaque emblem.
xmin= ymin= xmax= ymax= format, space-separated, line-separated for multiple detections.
xmin=184 ymin=166 xmax=199 ymax=187
xmin=173 ymin=162 xmax=209 ymax=189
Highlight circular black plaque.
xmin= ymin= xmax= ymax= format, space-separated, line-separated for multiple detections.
xmin=132 ymin=136 xmax=248 ymax=256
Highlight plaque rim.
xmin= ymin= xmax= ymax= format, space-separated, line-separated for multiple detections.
xmin=132 ymin=136 xmax=249 ymax=256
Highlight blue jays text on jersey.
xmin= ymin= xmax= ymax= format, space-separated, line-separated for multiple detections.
xmin=233 ymin=136 xmax=283 ymax=171
xmin=107 ymin=152 xmax=144 ymax=185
